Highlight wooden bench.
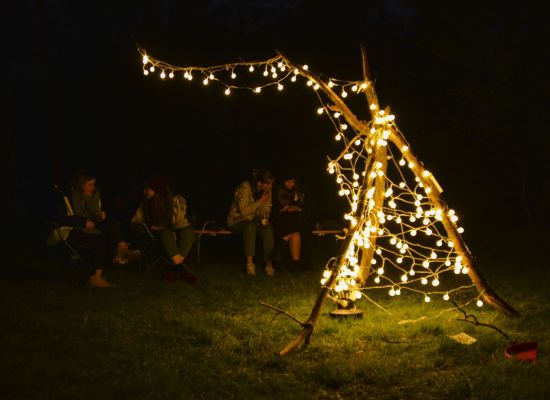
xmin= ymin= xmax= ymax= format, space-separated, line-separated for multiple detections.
xmin=192 ymin=227 xmax=344 ymax=265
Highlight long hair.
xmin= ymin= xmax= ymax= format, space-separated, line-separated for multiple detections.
xmin=142 ymin=176 xmax=174 ymax=225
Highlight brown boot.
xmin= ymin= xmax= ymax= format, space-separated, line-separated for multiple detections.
xmin=89 ymin=271 xmax=115 ymax=288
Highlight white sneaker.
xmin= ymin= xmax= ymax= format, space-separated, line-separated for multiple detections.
xmin=246 ymin=263 xmax=256 ymax=275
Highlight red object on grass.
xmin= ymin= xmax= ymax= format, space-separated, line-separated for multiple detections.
xmin=504 ymin=342 xmax=538 ymax=362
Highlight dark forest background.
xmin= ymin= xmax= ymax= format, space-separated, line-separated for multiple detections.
xmin=3 ymin=1 xmax=549 ymax=253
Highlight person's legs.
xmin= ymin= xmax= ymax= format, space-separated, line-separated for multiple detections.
xmin=68 ymin=230 xmax=113 ymax=287
xmin=159 ymin=228 xmax=182 ymax=264
xmin=286 ymin=232 xmax=301 ymax=262
xmin=258 ymin=224 xmax=275 ymax=275
xmin=176 ymin=227 xmax=196 ymax=261
xmin=174 ymin=226 xmax=198 ymax=283
xmin=101 ymin=218 xmax=140 ymax=264
xmin=156 ymin=228 xmax=195 ymax=283
xmin=101 ymin=218 xmax=124 ymax=246
xmin=229 ymin=221 xmax=257 ymax=274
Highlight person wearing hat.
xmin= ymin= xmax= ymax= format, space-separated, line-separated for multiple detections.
xmin=131 ymin=175 xmax=196 ymax=283
xmin=227 ymin=168 xmax=275 ymax=276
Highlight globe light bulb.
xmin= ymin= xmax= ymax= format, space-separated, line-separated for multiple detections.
xmin=249 ymin=66 xmax=254 ymax=72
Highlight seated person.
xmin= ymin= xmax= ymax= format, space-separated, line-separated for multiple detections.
xmin=65 ymin=171 xmax=140 ymax=287
xmin=226 ymin=168 xmax=275 ymax=276
xmin=131 ymin=175 xmax=196 ymax=284
xmin=274 ymin=170 xmax=309 ymax=269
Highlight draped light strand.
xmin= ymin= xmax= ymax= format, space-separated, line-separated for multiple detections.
xmin=139 ymin=49 xmax=484 ymax=311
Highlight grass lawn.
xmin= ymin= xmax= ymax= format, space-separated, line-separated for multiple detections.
xmin=1 ymin=228 xmax=549 ymax=400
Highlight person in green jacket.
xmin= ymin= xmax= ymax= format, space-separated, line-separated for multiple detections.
xmin=68 ymin=171 xmax=140 ymax=287
xmin=227 ymin=169 xmax=275 ymax=276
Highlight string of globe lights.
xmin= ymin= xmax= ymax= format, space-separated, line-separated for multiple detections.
xmin=139 ymin=48 xmax=514 ymax=316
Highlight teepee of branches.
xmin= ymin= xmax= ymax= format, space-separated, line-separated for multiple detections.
xmin=138 ymin=46 xmax=518 ymax=356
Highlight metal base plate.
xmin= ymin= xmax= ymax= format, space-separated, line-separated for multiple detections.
xmin=329 ymin=308 xmax=364 ymax=319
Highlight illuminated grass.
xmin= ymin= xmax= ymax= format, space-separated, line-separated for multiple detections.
xmin=1 ymin=230 xmax=548 ymax=400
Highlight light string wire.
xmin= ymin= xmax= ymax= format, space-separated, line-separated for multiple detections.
xmin=139 ymin=48 xmax=484 ymax=313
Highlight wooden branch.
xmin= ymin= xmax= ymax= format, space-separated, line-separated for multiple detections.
xmin=389 ymin=130 xmax=518 ymax=317
xmin=274 ymin=48 xmax=516 ymax=359
xmin=277 ymin=233 xmax=358 ymax=355
xmin=277 ymin=51 xmax=369 ymax=134
xmin=360 ymin=44 xmax=379 ymax=119
xmin=259 ymin=301 xmax=306 ymax=326
xmin=451 ymin=300 xmax=512 ymax=340
xmin=358 ymin=139 xmax=388 ymax=284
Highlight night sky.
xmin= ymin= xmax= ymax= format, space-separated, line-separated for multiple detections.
xmin=5 ymin=1 xmax=549 ymax=248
